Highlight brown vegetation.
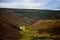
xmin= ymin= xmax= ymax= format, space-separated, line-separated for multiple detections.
xmin=31 ymin=19 xmax=60 ymax=35
xmin=0 ymin=21 xmax=22 ymax=40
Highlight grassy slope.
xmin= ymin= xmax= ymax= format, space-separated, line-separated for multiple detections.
xmin=31 ymin=20 xmax=60 ymax=30
xmin=20 ymin=20 xmax=60 ymax=40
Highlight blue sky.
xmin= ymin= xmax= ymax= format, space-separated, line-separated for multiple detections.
xmin=0 ymin=0 xmax=60 ymax=10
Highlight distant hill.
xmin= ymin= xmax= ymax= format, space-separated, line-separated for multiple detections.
xmin=0 ymin=8 xmax=60 ymax=26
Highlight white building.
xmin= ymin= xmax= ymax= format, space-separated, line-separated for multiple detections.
xmin=19 ymin=26 xmax=25 ymax=30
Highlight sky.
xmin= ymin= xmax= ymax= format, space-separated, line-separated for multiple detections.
xmin=0 ymin=0 xmax=60 ymax=10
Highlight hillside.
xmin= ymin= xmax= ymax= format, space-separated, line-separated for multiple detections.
xmin=0 ymin=18 xmax=22 ymax=40
xmin=0 ymin=8 xmax=60 ymax=40
xmin=31 ymin=20 xmax=60 ymax=35
xmin=0 ymin=8 xmax=60 ymax=26
xmin=32 ymin=20 xmax=60 ymax=30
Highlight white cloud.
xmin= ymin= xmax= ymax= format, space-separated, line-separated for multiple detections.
xmin=0 ymin=0 xmax=60 ymax=10
xmin=0 ymin=0 xmax=48 ymax=9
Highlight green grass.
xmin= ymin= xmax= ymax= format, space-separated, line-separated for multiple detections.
xmin=19 ymin=26 xmax=60 ymax=40
xmin=31 ymin=36 xmax=60 ymax=40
